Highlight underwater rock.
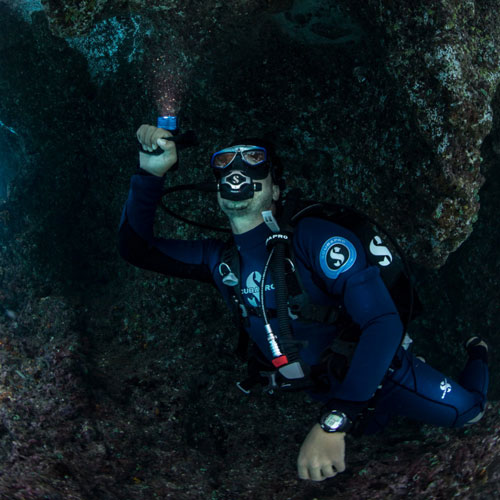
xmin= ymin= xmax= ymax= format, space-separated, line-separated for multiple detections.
xmin=28 ymin=0 xmax=500 ymax=267
xmin=38 ymin=0 xmax=282 ymax=37
xmin=0 ymin=2 xmax=499 ymax=498
xmin=0 ymin=0 xmax=44 ymax=23
xmin=336 ymin=0 xmax=500 ymax=264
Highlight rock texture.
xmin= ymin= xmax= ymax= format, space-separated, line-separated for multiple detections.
xmin=1 ymin=0 xmax=500 ymax=498
xmin=30 ymin=0 xmax=500 ymax=267
xmin=337 ymin=0 xmax=500 ymax=263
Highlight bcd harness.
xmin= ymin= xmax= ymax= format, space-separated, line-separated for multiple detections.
xmin=217 ymin=189 xmax=421 ymax=395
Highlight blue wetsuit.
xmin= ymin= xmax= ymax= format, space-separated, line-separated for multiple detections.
xmin=119 ymin=171 xmax=488 ymax=432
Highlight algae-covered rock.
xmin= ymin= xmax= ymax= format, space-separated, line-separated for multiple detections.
xmin=4 ymin=0 xmax=500 ymax=266
xmin=336 ymin=0 xmax=500 ymax=264
xmin=1 ymin=0 xmax=499 ymax=498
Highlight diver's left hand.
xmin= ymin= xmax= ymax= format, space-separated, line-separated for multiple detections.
xmin=297 ymin=424 xmax=346 ymax=481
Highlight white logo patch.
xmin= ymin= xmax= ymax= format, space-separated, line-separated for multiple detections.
xmin=329 ymin=246 xmax=346 ymax=267
xmin=241 ymin=271 xmax=275 ymax=307
xmin=244 ymin=271 xmax=261 ymax=307
xmin=440 ymin=378 xmax=452 ymax=399
xmin=369 ymin=235 xmax=393 ymax=267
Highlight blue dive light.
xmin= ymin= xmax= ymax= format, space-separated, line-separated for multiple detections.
xmin=157 ymin=115 xmax=178 ymax=132
xmin=141 ymin=115 xmax=197 ymax=159
xmin=142 ymin=116 xmax=179 ymax=158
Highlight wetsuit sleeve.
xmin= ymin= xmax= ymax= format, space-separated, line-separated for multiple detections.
xmin=294 ymin=218 xmax=403 ymax=422
xmin=327 ymin=266 xmax=403 ymax=414
xmin=118 ymin=171 xmax=223 ymax=284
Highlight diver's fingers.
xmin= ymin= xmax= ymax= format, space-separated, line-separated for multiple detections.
xmin=151 ymin=129 xmax=174 ymax=151
xmin=136 ymin=124 xmax=150 ymax=143
xmin=297 ymin=464 xmax=310 ymax=480
xmin=309 ymin=466 xmax=325 ymax=482
xmin=144 ymin=125 xmax=158 ymax=149
xmin=136 ymin=124 xmax=155 ymax=151
xmin=321 ymin=464 xmax=337 ymax=480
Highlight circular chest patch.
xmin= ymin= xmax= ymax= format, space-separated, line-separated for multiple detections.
xmin=320 ymin=236 xmax=357 ymax=279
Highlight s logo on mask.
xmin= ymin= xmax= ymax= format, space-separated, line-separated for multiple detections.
xmin=320 ymin=237 xmax=357 ymax=279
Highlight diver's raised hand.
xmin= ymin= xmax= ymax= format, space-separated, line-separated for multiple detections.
xmin=297 ymin=424 xmax=346 ymax=481
xmin=136 ymin=124 xmax=178 ymax=177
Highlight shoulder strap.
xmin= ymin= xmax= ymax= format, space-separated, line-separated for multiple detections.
xmin=219 ymin=243 xmax=251 ymax=361
xmin=285 ymin=245 xmax=342 ymax=324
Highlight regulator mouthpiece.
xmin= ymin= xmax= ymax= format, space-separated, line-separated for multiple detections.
xmin=218 ymin=170 xmax=262 ymax=201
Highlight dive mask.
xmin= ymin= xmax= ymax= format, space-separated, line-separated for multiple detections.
xmin=211 ymin=145 xmax=270 ymax=201
xmin=211 ymin=145 xmax=269 ymax=178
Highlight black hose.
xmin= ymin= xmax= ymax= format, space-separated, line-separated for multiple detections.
xmin=270 ymin=241 xmax=304 ymax=364
xmin=158 ymin=182 xmax=231 ymax=233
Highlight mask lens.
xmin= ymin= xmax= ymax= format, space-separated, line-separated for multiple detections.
xmin=211 ymin=145 xmax=268 ymax=172
xmin=212 ymin=152 xmax=236 ymax=168
xmin=242 ymin=149 xmax=266 ymax=165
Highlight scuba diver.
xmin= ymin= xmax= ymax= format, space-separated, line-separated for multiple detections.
xmin=118 ymin=124 xmax=489 ymax=482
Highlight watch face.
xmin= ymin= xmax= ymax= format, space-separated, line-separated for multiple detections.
xmin=324 ymin=412 xmax=344 ymax=431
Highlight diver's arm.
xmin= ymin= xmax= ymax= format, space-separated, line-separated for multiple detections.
xmin=294 ymin=218 xmax=402 ymax=482
xmin=118 ymin=213 xmax=218 ymax=284
xmin=122 ymin=124 xmax=178 ymax=243
xmin=294 ymin=217 xmax=403 ymax=420
xmin=118 ymin=125 xmax=221 ymax=283
xmin=324 ymin=266 xmax=403 ymax=413
xmin=295 ymin=266 xmax=402 ymax=483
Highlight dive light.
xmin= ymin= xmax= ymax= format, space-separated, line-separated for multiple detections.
xmin=142 ymin=116 xmax=197 ymax=157
xmin=157 ymin=115 xmax=178 ymax=133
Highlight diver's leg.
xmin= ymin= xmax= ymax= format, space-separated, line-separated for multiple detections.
xmin=456 ymin=337 xmax=489 ymax=423
xmin=371 ymin=342 xmax=489 ymax=429
xmin=458 ymin=337 xmax=488 ymax=393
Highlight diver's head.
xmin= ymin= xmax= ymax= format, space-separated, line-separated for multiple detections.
xmin=211 ymin=137 xmax=284 ymax=233
xmin=210 ymin=137 xmax=285 ymax=202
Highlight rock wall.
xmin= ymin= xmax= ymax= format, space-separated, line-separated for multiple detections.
xmin=17 ymin=0 xmax=498 ymax=267
xmin=1 ymin=1 xmax=500 ymax=498
xmin=337 ymin=0 xmax=500 ymax=262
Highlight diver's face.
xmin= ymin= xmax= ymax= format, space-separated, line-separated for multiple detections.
xmin=217 ymin=172 xmax=280 ymax=219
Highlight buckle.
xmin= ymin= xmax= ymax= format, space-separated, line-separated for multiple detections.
xmin=260 ymin=371 xmax=280 ymax=394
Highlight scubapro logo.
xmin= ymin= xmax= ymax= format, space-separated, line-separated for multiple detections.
xmin=228 ymin=173 xmax=245 ymax=186
xmin=440 ymin=378 xmax=452 ymax=399
xmin=328 ymin=245 xmax=348 ymax=269
xmin=320 ymin=237 xmax=356 ymax=279
xmin=369 ymin=235 xmax=393 ymax=267
xmin=242 ymin=271 xmax=274 ymax=307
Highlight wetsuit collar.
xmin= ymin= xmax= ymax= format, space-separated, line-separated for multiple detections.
xmin=232 ymin=221 xmax=272 ymax=251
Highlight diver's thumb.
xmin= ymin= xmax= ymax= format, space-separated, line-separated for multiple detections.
xmin=157 ymin=138 xmax=169 ymax=151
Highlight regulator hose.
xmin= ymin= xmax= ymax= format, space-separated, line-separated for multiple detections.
xmin=273 ymin=243 xmax=295 ymax=356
